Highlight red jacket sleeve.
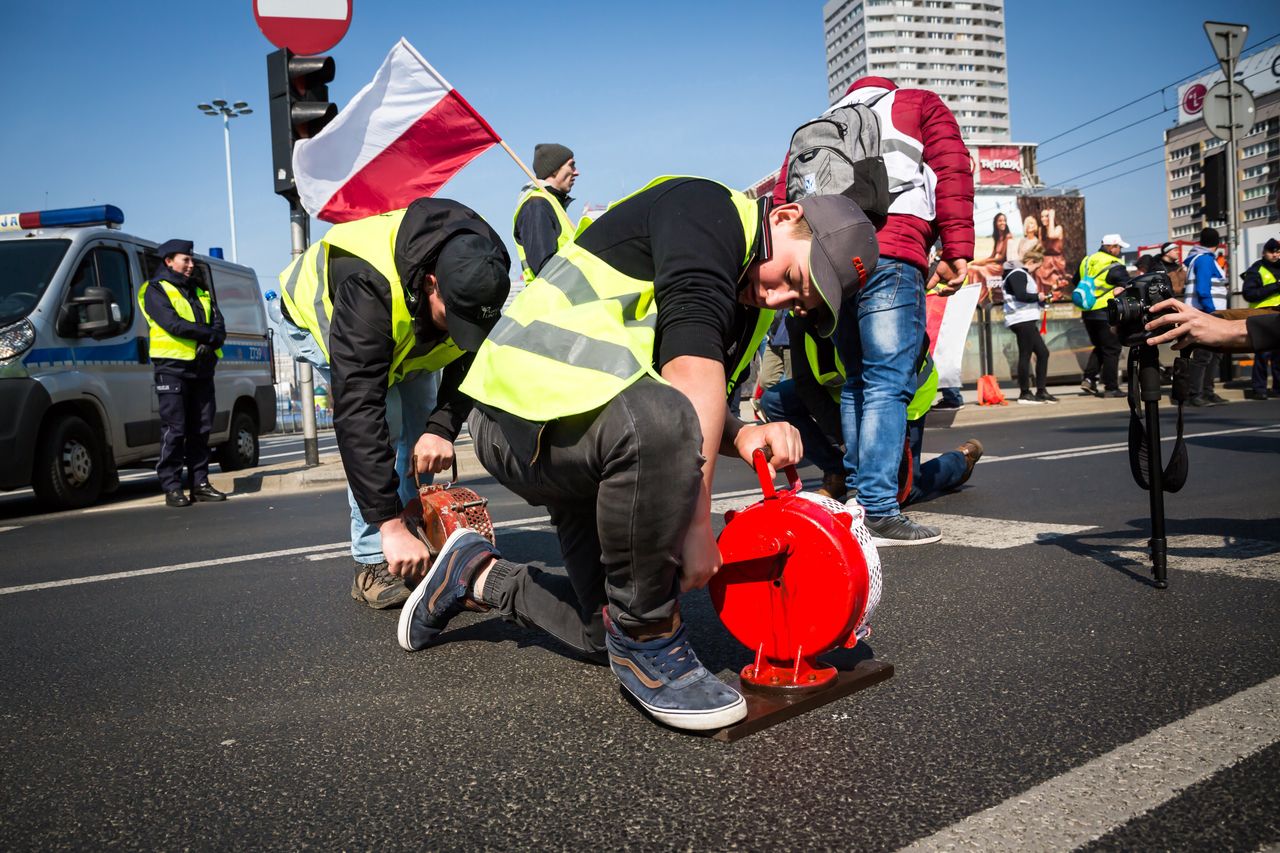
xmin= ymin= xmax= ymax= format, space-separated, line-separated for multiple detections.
xmin=771 ymin=151 xmax=790 ymax=206
xmin=917 ymin=91 xmax=974 ymax=262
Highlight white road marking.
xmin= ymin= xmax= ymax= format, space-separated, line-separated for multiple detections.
xmin=984 ymin=424 xmax=1271 ymax=464
xmin=304 ymin=547 xmax=352 ymax=562
xmin=898 ymin=674 xmax=1280 ymax=852
xmin=0 ymin=526 xmax=20 ymax=534
xmin=1093 ymin=535 xmax=1280 ymax=582
xmin=0 ymin=542 xmax=348 ymax=596
xmin=906 ymin=512 xmax=1096 ymax=549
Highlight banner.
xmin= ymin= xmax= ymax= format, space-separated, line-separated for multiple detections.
xmin=926 ymin=283 xmax=983 ymax=389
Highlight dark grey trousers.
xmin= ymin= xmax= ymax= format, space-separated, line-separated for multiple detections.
xmin=468 ymin=378 xmax=704 ymax=655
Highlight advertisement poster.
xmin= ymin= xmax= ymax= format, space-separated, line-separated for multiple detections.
xmin=968 ymin=194 xmax=1023 ymax=284
xmin=1013 ymin=195 xmax=1086 ymax=302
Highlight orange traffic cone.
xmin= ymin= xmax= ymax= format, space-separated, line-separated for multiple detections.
xmin=977 ymin=375 xmax=1007 ymax=406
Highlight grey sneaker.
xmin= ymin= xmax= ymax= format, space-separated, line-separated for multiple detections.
xmin=865 ymin=513 xmax=942 ymax=546
xmin=351 ymin=561 xmax=411 ymax=609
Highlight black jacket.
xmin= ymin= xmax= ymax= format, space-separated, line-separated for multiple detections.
xmin=1248 ymin=313 xmax=1280 ymax=350
xmin=330 ymin=198 xmax=509 ymax=525
xmin=1241 ymin=257 xmax=1280 ymax=305
xmin=513 ymin=184 xmax=572 ymax=278
xmin=144 ymin=266 xmax=225 ymax=380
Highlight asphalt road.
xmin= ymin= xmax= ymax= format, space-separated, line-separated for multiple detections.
xmin=2 ymin=404 xmax=1277 ymax=851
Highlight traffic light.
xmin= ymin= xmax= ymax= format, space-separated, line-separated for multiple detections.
xmin=1202 ymin=150 xmax=1227 ymax=222
xmin=267 ymin=48 xmax=338 ymax=196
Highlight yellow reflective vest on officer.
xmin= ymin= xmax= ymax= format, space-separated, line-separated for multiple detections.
xmin=138 ymin=280 xmax=222 ymax=361
xmin=462 ymin=176 xmax=773 ymax=422
xmin=1078 ymin=251 xmax=1125 ymax=310
xmin=802 ymin=331 xmax=937 ymax=420
xmin=276 ymin=208 xmax=464 ymax=386
xmin=513 ymin=184 xmax=575 ymax=284
xmin=1248 ymin=265 xmax=1280 ymax=309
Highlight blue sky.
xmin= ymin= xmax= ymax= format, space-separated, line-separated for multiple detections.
xmin=2 ymin=0 xmax=1276 ymax=287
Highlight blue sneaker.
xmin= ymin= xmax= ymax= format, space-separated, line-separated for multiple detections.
xmin=397 ymin=528 xmax=497 ymax=651
xmin=604 ymin=610 xmax=747 ymax=731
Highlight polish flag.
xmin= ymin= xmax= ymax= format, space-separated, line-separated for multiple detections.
xmin=293 ymin=39 xmax=500 ymax=223
xmin=925 ymin=283 xmax=982 ymax=389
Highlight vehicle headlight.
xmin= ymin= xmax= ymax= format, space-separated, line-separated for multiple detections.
xmin=0 ymin=319 xmax=36 ymax=361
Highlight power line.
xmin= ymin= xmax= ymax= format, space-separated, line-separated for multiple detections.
xmin=1076 ymin=159 xmax=1165 ymax=191
xmin=1035 ymin=30 xmax=1280 ymax=150
xmin=1046 ymin=144 xmax=1166 ymax=187
xmin=1038 ymin=108 xmax=1175 ymax=164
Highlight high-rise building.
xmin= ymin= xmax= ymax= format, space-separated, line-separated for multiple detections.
xmin=823 ymin=0 xmax=1011 ymax=142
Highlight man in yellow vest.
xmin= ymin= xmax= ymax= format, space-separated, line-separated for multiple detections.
xmin=513 ymin=143 xmax=578 ymax=282
xmin=1242 ymin=237 xmax=1280 ymax=400
xmin=760 ymin=320 xmax=981 ymax=511
xmin=275 ymin=199 xmax=510 ymax=609
xmin=139 ymin=238 xmax=227 ymax=508
xmin=1075 ymin=233 xmax=1130 ymax=398
xmin=395 ymin=177 xmax=877 ymax=731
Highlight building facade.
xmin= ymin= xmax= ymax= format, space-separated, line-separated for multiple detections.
xmin=823 ymin=0 xmax=1011 ymax=141
xmin=1165 ymin=45 xmax=1280 ymax=244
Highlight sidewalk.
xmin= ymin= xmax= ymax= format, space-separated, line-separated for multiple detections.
xmin=210 ymin=383 xmax=1259 ymax=497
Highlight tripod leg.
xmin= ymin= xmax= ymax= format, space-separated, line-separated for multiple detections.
xmin=1138 ymin=346 xmax=1168 ymax=589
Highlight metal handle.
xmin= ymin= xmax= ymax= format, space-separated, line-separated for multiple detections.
xmin=751 ymin=448 xmax=800 ymax=500
xmin=412 ymin=454 xmax=459 ymax=493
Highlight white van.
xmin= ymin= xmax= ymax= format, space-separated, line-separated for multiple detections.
xmin=0 ymin=205 xmax=276 ymax=509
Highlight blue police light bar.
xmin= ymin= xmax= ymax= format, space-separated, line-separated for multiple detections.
xmin=0 ymin=205 xmax=125 ymax=232
xmin=209 ymin=247 xmax=225 ymax=259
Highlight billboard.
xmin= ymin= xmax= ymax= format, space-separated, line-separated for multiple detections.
xmin=1177 ymin=43 xmax=1280 ymax=125
xmin=1016 ymin=196 xmax=1087 ymax=302
xmin=969 ymin=143 xmax=1041 ymax=188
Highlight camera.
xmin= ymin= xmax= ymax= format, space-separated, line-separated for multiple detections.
xmin=1108 ymin=271 xmax=1175 ymax=346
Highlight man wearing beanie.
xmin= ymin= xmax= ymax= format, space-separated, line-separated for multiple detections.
xmin=513 ymin=143 xmax=579 ymax=282
xmin=396 ymin=176 xmax=878 ymax=732
xmin=1183 ymin=227 xmax=1230 ymax=406
xmin=276 ymin=199 xmax=511 ymax=609
xmin=1242 ymin=237 xmax=1280 ymax=399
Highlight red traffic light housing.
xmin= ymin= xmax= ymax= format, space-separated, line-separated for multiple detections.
xmin=267 ymin=48 xmax=338 ymax=197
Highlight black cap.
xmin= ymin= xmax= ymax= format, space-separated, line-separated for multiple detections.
xmin=434 ymin=233 xmax=511 ymax=352
xmin=798 ymin=195 xmax=879 ymax=337
xmin=1265 ymin=237 xmax=1280 ymax=254
xmin=533 ymin=143 xmax=574 ymax=179
xmin=1160 ymin=242 xmax=1179 ymax=256
xmin=157 ymin=239 xmax=194 ymax=258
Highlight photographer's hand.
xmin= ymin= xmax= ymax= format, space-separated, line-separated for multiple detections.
xmin=1144 ymin=299 xmax=1249 ymax=351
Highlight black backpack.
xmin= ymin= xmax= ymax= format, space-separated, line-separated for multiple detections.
xmin=785 ymin=94 xmax=891 ymax=221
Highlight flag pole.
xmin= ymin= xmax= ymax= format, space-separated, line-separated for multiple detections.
xmin=497 ymin=138 xmax=540 ymax=185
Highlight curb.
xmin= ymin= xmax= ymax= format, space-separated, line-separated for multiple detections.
xmin=208 ymin=448 xmax=491 ymax=497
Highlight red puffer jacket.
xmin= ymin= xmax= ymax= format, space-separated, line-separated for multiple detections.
xmin=773 ymin=77 xmax=974 ymax=275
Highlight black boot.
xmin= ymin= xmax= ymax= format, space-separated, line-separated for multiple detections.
xmin=190 ymin=482 xmax=227 ymax=502
xmin=165 ymin=490 xmax=192 ymax=508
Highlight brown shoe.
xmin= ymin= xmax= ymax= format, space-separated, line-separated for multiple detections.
xmin=350 ymin=561 xmax=411 ymax=609
xmin=815 ymin=471 xmax=847 ymax=501
xmin=955 ymin=439 xmax=984 ymax=487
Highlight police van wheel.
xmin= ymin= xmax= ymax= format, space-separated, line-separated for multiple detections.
xmin=32 ymin=415 xmax=104 ymax=510
xmin=219 ymin=410 xmax=260 ymax=471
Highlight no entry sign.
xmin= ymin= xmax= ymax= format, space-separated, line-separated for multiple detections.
xmin=254 ymin=0 xmax=352 ymax=55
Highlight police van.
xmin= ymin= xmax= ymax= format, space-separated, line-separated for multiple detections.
xmin=0 ymin=205 xmax=276 ymax=509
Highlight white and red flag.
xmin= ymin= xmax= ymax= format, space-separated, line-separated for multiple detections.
xmin=293 ymin=38 xmax=500 ymax=223
xmin=925 ymin=283 xmax=982 ymax=389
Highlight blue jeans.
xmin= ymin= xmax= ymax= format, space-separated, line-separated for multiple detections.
xmin=278 ymin=318 xmax=439 ymax=564
xmin=938 ymin=386 xmax=964 ymax=406
xmin=904 ymin=418 xmax=967 ymax=505
xmin=834 ymin=260 xmax=926 ymax=517
xmin=348 ymin=370 xmax=439 ymax=564
xmin=759 ymin=379 xmax=844 ymax=475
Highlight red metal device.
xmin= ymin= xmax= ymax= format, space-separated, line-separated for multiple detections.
xmin=710 ymin=449 xmax=875 ymax=693
xmin=400 ymin=459 xmax=495 ymax=555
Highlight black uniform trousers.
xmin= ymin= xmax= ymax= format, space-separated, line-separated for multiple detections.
xmin=155 ymin=372 xmax=216 ymax=492
xmin=1082 ymin=311 xmax=1122 ymax=391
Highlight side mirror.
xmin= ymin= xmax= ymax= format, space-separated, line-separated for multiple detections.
xmin=58 ymin=286 xmax=121 ymax=339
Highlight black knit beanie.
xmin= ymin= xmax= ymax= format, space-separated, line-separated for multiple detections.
xmin=533 ymin=143 xmax=574 ymax=179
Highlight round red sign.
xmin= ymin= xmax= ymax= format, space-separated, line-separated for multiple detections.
xmin=1183 ymin=83 xmax=1207 ymax=116
xmin=254 ymin=0 xmax=352 ymax=55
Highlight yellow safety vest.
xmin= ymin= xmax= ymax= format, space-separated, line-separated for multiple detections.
xmin=802 ymin=331 xmax=936 ymax=420
xmin=462 ymin=176 xmax=771 ymax=422
xmin=1078 ymin=251 xmax=1125 ymax=311
xmin=138 ymin=280 xmax=221 ymax=361
xmin=277 ymin=208 xmax=464 ymax=386
xmin=1248 ymin=265 xmax=1280 ymax=309
xmin=513 ymin=184 xmax=575 ymax=284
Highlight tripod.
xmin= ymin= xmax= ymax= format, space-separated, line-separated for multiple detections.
xmin=1133 ymin=344 xmax=1168 ymax=589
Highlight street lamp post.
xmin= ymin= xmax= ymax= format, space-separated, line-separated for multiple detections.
xmin=196 ymin=100 xmax=253 ymax=262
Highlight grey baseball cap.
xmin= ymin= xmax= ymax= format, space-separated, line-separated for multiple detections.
xmin=799 ymin=195 xmax=879 ymax=337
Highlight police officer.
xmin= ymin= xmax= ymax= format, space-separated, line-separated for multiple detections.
xmin=513 ymin=143 xmax=578 ymax=282
xmin=395 ymin=177 xmax=877 ymax=731
xmin=139 ymin=239 xmax=227 ymax=508
xmin=276 ymin=198 xmax=510 ymax=610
